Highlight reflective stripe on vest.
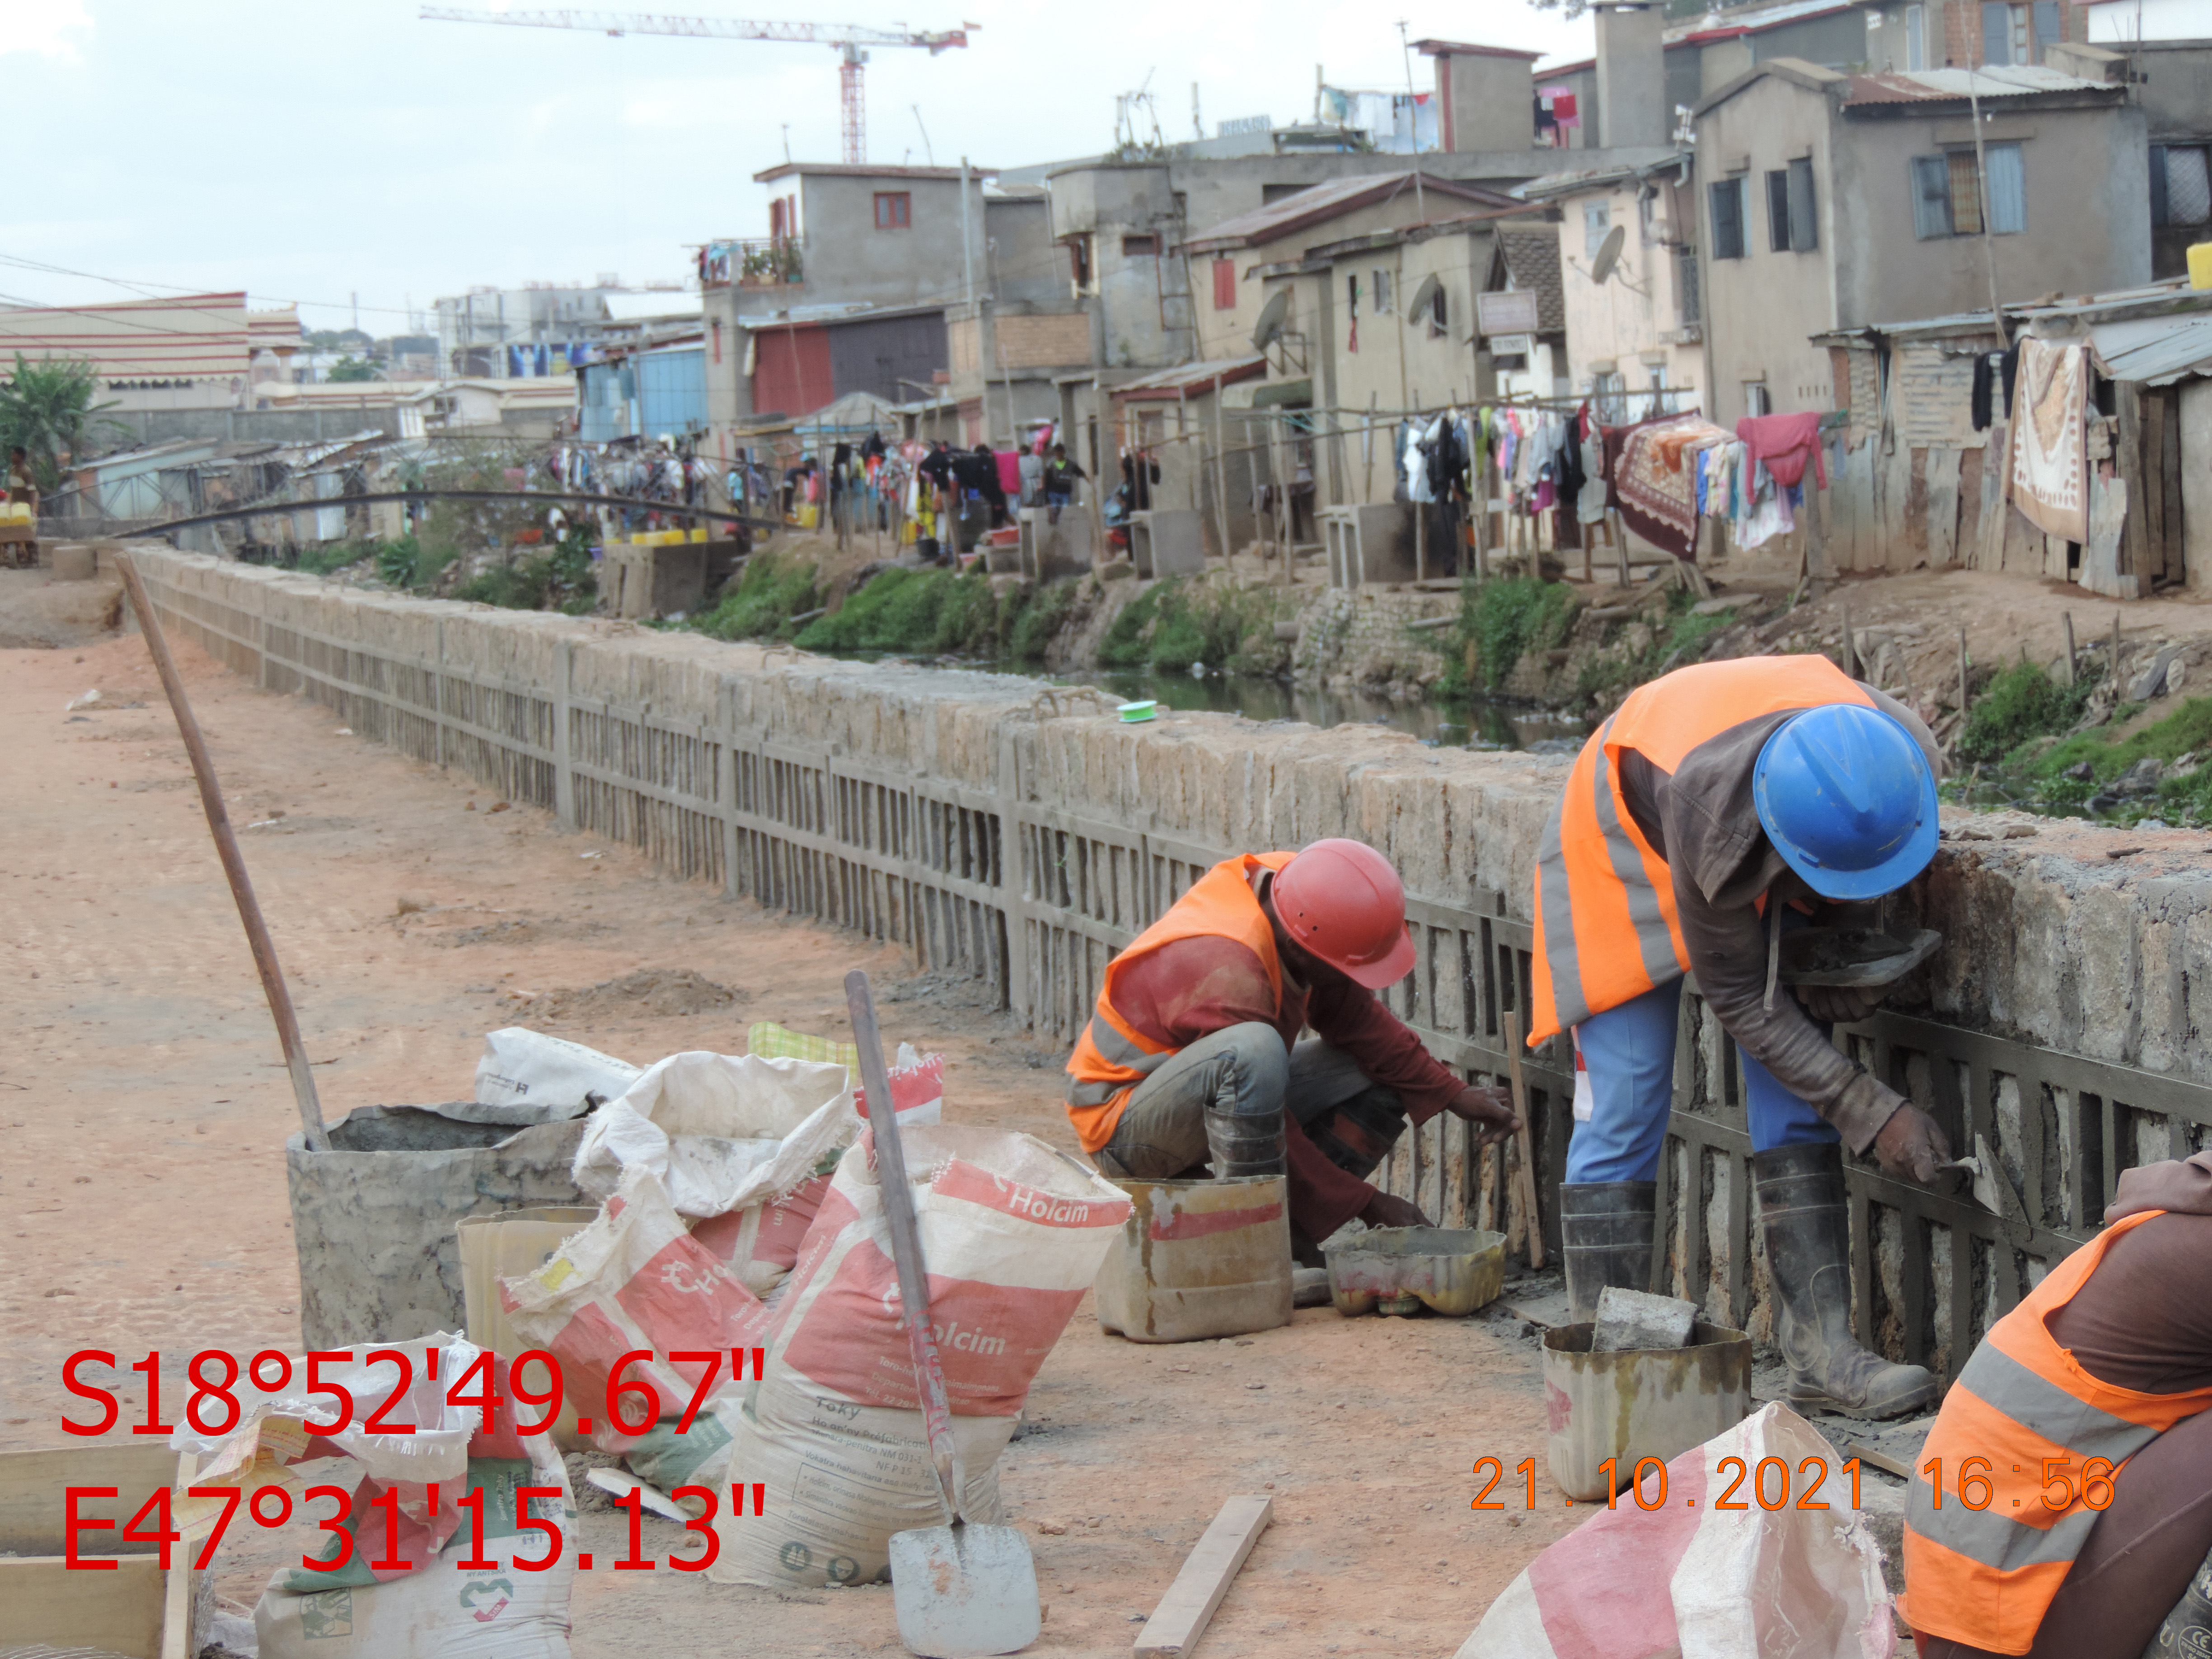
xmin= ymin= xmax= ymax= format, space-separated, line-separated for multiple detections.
xmin=1901 ymin=1209 xmax=2212 ymax=1654
xmin=1061 ymin=851 xmax=1295 ymax=1153
xmin=1528 ymin=656 xmax=1874 ymax=1046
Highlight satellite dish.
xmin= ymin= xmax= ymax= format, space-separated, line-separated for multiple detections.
xmin=1405 ymin=273 xmax=1441 ymax=325
xmin=1252 ymin=288 xmax=1291 ymax=351
xmin=1590 ymin=224 xmax=1626 ymax=286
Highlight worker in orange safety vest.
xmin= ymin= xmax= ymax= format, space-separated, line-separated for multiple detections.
xmin=1532 ymin=655 xmax=1957 ymax=1419
xmin=1063 ymin=839 xmax=1522 ymax=1251
xmin=1904 ymin=1148 xmax=2212 ymax=1659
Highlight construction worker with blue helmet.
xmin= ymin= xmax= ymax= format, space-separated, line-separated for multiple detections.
xmin=1528 ymin=655 xmax=1952 ymax=1420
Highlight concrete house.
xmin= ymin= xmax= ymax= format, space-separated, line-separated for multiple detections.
xmin=1692 ymin=56 xmax=2147 ymax=427
xmin=942 ymin=186 xmax=1092 ymax=445
xmin=1518 ymin=154 xmax=1705 ymax=422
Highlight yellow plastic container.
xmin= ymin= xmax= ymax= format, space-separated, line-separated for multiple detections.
xmin=2191 ymin=241 xmax=2212 ymax=291
xmin=689 ymin=527 xmax=709 ymax=543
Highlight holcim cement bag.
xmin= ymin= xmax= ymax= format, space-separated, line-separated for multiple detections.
xmin=501 ymin=1165 xmax=774 ymax=1464
xmin=691 ymin=1050 xmax=948 ymax=1295
xmin=707 ymin=1124 xmax=1130 ymax=1589
xmin=255 ymin=1452 xmax=577 ymax=1659
xmin=1454 ymin=1404 xmax=1893 ymax=1659
xmin=571 ymin=1050 xmax=858 ymax=1220
xmin=474 ymin=1027 xmax=640 ymax=1110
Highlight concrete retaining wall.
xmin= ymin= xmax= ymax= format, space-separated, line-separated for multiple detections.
xmin=130 ymin=546 xmax=2212 ymax=1382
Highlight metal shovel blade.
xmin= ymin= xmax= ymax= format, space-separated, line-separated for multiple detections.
xmin=889 ymin=1520 xmax=1041 ymax=1658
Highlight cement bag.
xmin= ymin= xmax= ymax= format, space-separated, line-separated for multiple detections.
xmin=690 ymin=1050 xmax=948 ymax=1294
xmin=474 ymin=1027 xmax=640 ymax=1109
xmin=254 ymin=1450 xmax=576 ymax=1659
xmin=1453 ymin=1403 xmax=1894 ymax=1659
xmin=502 ymin=1165 xmax=774 ymax=1456
xmin=571 ymin=1050 xmax=858 ymax=1219
xmin=707 ymin=1124 xmax=1130 ymax=1589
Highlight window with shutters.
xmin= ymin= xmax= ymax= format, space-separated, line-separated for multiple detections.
xmin=1786 ymin=159 xmax=1818 ymax=251
xmin=1980 ymin=1 xmax=2031 ymax=64
xmin=873 ymin=192 xmax=911 ymax=230
xmin=1122 ymin=234 xmax=1159 ymax=257
xmin=1905 ymin=3 xmax=1926 ymax=70
xmin=1767 ymin=170 xmax=1792 ymax=252
xmin=1213 ymin=257 xmax=1237 ymax=310
xmin=1068 ymin=236 xmax=1094 ymax=294
xmin=1912 ymin=144 xmax=2025 ymax=238
xmin=1429 ymin=281 xmax=1448 ymax=337
xmin=2153 ymin=145 xmax=2212 ymax=227
xmin=1373 ymin=269 xmax=1392 ymax=313
xmin=1584 ymin=200 xmax=1611 ymax=257
xmin=1710 ymin=177 xmax=1747 ymax=259
xmin=1675 ymin=245 xmax=1701 ymax=325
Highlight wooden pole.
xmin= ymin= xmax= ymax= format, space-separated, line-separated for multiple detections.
xmin=115 ymin=553 xmax=329 ymax=1152
xmin=2112 ymin=608 xmax=2123 ymax=691
xmin=2062 ymin=610 xmax=2076 ymax=686
xmin=1842 ymin=603 xmax=1857 ymax=678
xmin=1958 ymin=625 xmax=1971 ymax=719
xmin=1364 ymin=391 xmax=1378 ymax=502
xmin=1212 ymin=393 xmax=1231 ymax=565
xmin=1506 ymin=1004 xmax=1545 ymax=1271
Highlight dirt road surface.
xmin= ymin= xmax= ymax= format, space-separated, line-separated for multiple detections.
xmin=1 ymin=623 xmax=1577 ymax=1655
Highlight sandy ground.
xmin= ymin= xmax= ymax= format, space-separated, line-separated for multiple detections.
xmin=0 ymin=620 xmax=1581 ymax=1656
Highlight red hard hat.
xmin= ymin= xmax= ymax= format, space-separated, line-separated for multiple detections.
xmin=1270 ymin=838 xmax=1417 ymax=990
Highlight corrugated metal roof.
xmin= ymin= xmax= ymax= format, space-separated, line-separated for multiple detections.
xmin=1845 ymin=66 xmax=2112 ymax=103
xmin=1112 ymin=356 xmax=1268 ymax=399
xmin=1185 ymin=172 xmax=1520 ymax=253
xmin=2087 ymin=313 xmax=2212 ymax=386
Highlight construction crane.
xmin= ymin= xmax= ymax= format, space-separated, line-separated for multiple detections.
xmin=420 ymin=8 xmax=977 ymax=165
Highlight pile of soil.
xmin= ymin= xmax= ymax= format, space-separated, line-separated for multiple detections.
xmin=527 ymin=966 xmax=741 ymax=1022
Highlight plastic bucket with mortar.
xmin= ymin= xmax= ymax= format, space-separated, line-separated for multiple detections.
xmin=1092 ymin=1174 xmax=1292 ymax=1343
xmin=1542 ymin=1320 xmax=1753 ymax=1502
xmin=286 ymin=1101 xmax=593 ymax=1352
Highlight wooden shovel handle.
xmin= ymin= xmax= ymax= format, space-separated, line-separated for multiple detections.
xmin=116 ymin=553 xmax=328 ymax=1153
xmin=846 ymin=969 xmax=961 ymax=1524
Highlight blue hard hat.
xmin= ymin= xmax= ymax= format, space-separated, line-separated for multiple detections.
xmin=1753 ymin=703 xmax=1938 ymax=900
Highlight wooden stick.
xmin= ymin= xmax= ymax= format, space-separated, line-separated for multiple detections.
xmin=1133 ymin=1494 xmax=1272 ymax=1658
xmin=1506 ymin=1004 xmax=1545 ymax=1271
xmin=2061 ymin=610 xmax=2076 ymax=686
xmin=115 ymin=553 xmax=329 ymax=1153
xmin=1958 ymin=625 xmax=1970 ymax=717
xmin=1842 ymin=602 xmax=1856 ymax=678
xmin=2111 ymin=608 xmax=2123 ymax=690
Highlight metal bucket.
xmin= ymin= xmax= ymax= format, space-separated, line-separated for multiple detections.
xmin=1542 ymin=1320 xmax=1753 ymax=1503
xmin=1322 ymin=1226 xmax=1507 ymax=1317
xmin=286 ymin=1101 xmax=592 ymax=1352
xmin=1092 ymin=1175 xmax=1293 ymax=1344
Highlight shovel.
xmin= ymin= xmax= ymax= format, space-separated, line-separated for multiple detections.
xmin=845 ymin=969 xmax=1041 ymax=1659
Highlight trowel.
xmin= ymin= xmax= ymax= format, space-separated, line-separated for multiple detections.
xmin=845 ymin=969 xmax=1041 ymax=1659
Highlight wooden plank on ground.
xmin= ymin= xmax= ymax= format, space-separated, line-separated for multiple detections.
xmin=1925 ymin=447 xmax=1962 ymax=569
xmin=1134 ymin=1494 xmax=1274 ymax=1658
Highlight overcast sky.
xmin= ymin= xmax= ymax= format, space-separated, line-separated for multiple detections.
xmin=1 ymin=0 xmax=1592 ymax=334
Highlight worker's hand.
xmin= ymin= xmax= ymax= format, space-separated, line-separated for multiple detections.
xmin=1796 ymin=982 xmax=1889 ymax=1025
xmin=1360 ymin=1190 xmax=1432 ymax=1230
xmin=1445 ymin=1084 xmax=1521 ymax=1149
xmin=1872 ymin=1102 xmax=1954 ymax=1186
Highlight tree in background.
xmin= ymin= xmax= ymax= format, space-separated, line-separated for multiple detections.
xmin=0 ymin=354 xmax=125 ymax=491
xmin=328 ymin=356 xmax=378 ymax=383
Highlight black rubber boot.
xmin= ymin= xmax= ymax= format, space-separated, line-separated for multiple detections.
xmin=1754 ymin=1141 xmax=1936 ymax=1420
xmin=1559 ymin=1181 xmax=1656 ymax=1324
xmin=1205 ymin=1106 xmax=1285 ymax=1180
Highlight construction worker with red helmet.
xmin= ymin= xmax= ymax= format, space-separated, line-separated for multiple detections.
xmin=1532 ymin=655 xmax=1956 ymax=1420
xmin=1064 ymin=838 xmax=1520 ymax=1251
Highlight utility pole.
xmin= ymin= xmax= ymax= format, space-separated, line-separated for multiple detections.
xmin=1965 ymin=69 xmax=2006 ymax=346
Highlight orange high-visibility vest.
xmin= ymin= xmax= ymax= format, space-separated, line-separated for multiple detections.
xmin=1062 ymin=851 xmax=1296 ymax=1153
xmin=1902 ymin=1209 xmax=2212 ymax=1653
xmin=1528 ymin=656 xmax=1874 ymax=1046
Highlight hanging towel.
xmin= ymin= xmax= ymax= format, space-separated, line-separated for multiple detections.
xmin=1736 ymin=412 xmax=1828 ymax=491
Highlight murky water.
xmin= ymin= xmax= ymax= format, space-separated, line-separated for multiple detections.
xmin=1059 ymin=667 xmax=1587 ymax=754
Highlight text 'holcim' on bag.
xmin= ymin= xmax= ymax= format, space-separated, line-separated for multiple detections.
xmin=707 ymin=1124 xmax=1131 ymax=1589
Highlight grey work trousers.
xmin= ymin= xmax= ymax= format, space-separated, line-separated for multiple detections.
xmin=1092 ymin=1021 xmax=1407 ymax=1182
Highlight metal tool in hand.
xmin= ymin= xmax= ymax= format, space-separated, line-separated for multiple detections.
xmin=844 ymin=969 xmax=1040 ymax=1658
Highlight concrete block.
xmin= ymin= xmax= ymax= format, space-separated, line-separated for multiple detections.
xmin=1592 ymin=1286 xmax=1698 ymax=1352
xmin=1129 ymin=510 xmax=1205 ymax=579
xmin=1321 ymin=503 xmax=1416 ymax=586
xmin=49 ymin=544 xmax=96 ymax=582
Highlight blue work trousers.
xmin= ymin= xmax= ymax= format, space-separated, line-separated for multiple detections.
xmin=1563 ymin=977 xmax=1837 ymax=1185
